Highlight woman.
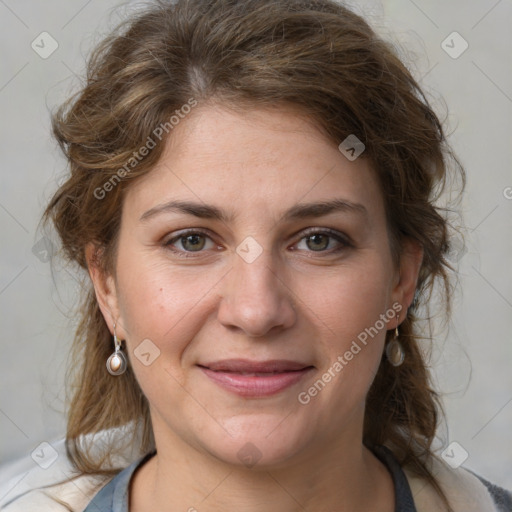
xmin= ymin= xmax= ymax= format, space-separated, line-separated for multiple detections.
xmin=2 ymin=0 xmax=510 ymax=510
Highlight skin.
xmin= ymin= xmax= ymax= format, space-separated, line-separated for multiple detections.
xmin=87 ymin=103 xmax=423 ymax=511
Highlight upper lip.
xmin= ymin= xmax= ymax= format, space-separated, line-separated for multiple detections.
xmin=198 ymin=359 xmax=313 ymax=373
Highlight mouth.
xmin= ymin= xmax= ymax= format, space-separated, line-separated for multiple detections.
xmin=197 ymin=359 xmax=314 ymax=397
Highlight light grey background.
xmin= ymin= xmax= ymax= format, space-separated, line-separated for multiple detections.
xmin=0 ymin=0 xmax=511 ymax=491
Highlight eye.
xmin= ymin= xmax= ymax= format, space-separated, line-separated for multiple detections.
xmin=294 ymin=228 xmax=351 ymax=254
xmin=162 ymin=227 xmax=351 ymax=258
xmin=164 ymin=229 xmax=217 ymax=256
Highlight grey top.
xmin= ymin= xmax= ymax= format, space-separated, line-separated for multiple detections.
xmin=82 ymin=446 xmax=512 ymax=512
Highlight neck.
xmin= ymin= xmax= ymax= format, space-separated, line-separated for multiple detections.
xmin=130 ymin=422 xmax=394 ymax=511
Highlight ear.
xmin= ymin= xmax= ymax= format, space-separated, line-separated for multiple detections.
xmin=390 ymin=237 xmax=423 ymax=325
xmin=85 ymin=243 xmax=127 ymax=339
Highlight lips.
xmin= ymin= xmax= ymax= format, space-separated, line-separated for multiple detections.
xmin=197 ymin=359 xmax=314 ymax=397
xmin=200 ymin=359 xmax=310 ymax=373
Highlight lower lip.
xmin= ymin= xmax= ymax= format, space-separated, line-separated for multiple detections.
xmin=199 ymin=367 xmax=313 ymax=397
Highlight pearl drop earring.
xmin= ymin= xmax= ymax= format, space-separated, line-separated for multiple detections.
xmin=106 ymin=322 xmax=127 ymax=375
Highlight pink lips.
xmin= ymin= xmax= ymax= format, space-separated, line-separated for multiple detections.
xmin=198 ymin=359 xmax=314 ymax=397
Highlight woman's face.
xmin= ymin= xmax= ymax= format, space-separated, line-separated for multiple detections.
xmin=93 ymin=104 xmax=421 ymax=468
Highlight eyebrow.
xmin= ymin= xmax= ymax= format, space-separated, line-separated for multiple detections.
xmin=139 ymin=198 xmax=367 ymax=223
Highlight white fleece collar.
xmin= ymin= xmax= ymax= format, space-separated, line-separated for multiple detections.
xmin=405 ymin=456 xmax=499 ymax=512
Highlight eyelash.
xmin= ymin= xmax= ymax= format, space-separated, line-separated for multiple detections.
xmin=163 ymin=228 xmax=352 ymax=259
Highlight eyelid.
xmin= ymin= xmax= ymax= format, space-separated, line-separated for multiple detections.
xmin=164 ymin=227 xmax=213 ymax=242
xmin=296 ymin=227 xmax=351 ymax=244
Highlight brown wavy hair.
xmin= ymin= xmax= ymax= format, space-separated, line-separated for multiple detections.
xmin=44 ymin=0 xmax=464 ymax=508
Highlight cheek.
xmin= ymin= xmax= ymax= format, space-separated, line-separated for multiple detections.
xmin=113 ymin=256 xmax=214 ymax=414
xmin=300 ymin=258 xmax=393 ymax=346
xmin=114 ymin=253 xmax=222 ymax=364
xmin=296 ymin=253 xmax=394 ymax=402
xmin=294 ymin=270 xmax=392 ymax=427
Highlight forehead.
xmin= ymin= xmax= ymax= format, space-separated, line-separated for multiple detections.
xmin=123 ymin=104 xmax=384 ymax=223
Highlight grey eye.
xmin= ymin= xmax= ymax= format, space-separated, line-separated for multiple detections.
xmin=179 ymin=234 xmax=207 ymax=251
xmin=305 ymin=233 xmax=330 ymax=251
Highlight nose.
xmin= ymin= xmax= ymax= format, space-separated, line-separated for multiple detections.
xmin=217 ymin=251 xmax=297 ymax=338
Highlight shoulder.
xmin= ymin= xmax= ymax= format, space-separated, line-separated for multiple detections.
xmin=0 ymin=438 xmax=110 ymax=511
xmin=0 ymin=426 xmax=142 ymax=512
xmin=404 ymin=454 xmax=512 ymax=512
xmin=0 ymin=476 xmax=109 ymax=512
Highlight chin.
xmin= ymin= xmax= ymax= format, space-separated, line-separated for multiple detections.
xmin=198 ymin=413 xmax=312 ymax=470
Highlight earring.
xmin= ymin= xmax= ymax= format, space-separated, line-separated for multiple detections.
xmin=385 ymin=314 xmax=405 ymax=367
xmin=106 ymin=322 xmax=127 ymax=376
